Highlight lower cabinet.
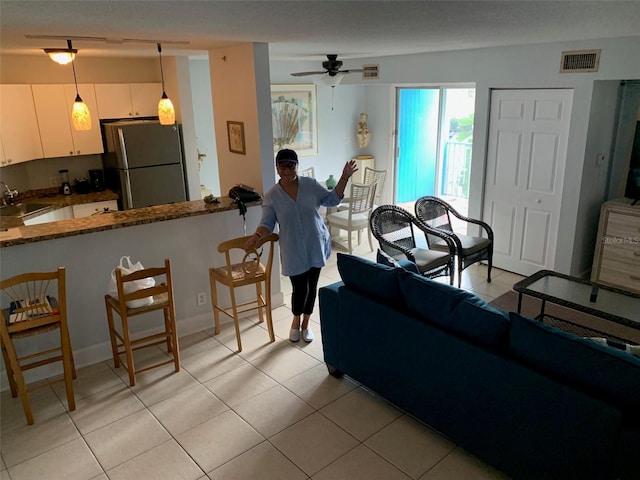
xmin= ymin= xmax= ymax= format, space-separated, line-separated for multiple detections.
xmin=72 ymin=200 xmax=119 ymax=218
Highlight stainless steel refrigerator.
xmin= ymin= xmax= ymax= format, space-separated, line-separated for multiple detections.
xmin=102 ymin=120 xmax=188 ymax=210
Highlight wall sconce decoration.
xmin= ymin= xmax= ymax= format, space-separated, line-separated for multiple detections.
xmin=44 ymin=39 xmax=77 ymax=64
xmin=157 ymin=43 xmax=175 ymax=125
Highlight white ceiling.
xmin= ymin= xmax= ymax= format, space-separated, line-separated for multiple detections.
xmin=1 ymin=0 xmax=640 ymax=64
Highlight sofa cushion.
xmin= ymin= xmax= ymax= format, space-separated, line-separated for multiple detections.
xmin=509 ymin=312 xmax=640 ymax=407
xmin=337 ymin=253 xmax=405 ymax=305
xmin=376 ymin=249 xmax=420 ymax=274
xmin=400 ymin=274 xmax=509 ymax=349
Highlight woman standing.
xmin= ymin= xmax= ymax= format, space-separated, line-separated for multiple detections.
xmin=245 ymin=149 xmax=357 ymax=342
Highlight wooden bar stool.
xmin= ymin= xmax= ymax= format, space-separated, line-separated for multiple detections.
xmin=209 ymin=233 xmax=279 ymax=352
xmin=0 ymin=267 xmax=76 ymax=425
xmin=104 ymin=258 xmax=180 ymax=386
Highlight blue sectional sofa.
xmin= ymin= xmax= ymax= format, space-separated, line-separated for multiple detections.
xmin=319 ymin=254 xmax=640 ymax=480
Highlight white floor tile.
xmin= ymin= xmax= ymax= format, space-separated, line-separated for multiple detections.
xmin=70 ymin=383 xmax=145 ymax=435
xmin=320 ymin=387 xmax=403 ymax=441
xmin=251 ymin=344 xmax=321 ymax=384
xmin=207 ymin=441 xmax=306 ymax=480
xmin=233 ymin=384 xmax=314 ymax=437
xmin=312 ymin=444 xmax=411 ymax=480
xmin=176 ymin=410 xmax=263 ymax=474
xmin=365 ymin=415 xmax=456 ymax=479
xmin=180 ymin=342 xmax=247 ymax=384
xmin=84 ymin=409 xmax=171 ymax=470
xmin=203 ymin=363 xmax=278 ymax=408
xmin=270 ymin=412 xmax=359 ymax=476
xmin=51 ymin=361 xmax=124 ymax=401
xmin=106 ymin=439 xmax=204 ymax=480
xmin=7 ymin=437 xmax=102 ymax=480
xmin=1 ymin=386 xmax=66 ymax=432
xmin=418 ymin=447 xmax=509 ymax=480
xmin=1 ymin=412 xmax=79 ymax=467
xmin=282 ymin=363 xmax=358 ymax=410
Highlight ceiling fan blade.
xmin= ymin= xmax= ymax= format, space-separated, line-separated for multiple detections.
xmin=340 ymin=69 xmax=365 ymax=74
xmin=290 ymin=71 xmax=327 ymax=77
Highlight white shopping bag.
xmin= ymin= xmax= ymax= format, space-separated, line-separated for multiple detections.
xmin=107 ymin=256 xmax=156 ymax=308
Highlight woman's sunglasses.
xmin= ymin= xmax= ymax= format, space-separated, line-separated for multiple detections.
xmin=277 ymin=162 xmax=297 ymax=170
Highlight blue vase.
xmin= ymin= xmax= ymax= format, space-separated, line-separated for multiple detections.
xmin=326 ymin=174 xmax=337 ymax=190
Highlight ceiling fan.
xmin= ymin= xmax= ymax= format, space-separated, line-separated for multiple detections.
xmin=291 ymin=54 xmax=364 ymax=77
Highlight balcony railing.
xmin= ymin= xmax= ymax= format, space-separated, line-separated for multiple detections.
xmin=441 ymin=141 xmax=472 ymax=199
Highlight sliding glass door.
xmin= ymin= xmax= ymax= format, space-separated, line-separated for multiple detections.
xmin=395 ymin=87 xmax=475 ymax=210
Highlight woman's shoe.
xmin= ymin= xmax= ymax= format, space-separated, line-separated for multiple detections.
xmin=289 ymin=328 xmax=301 ymax=342
xmin=302 ymin=328 xmax=314 ymax=342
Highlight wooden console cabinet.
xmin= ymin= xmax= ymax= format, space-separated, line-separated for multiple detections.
xmin=591 ymin=198 xmax=640 ymax=293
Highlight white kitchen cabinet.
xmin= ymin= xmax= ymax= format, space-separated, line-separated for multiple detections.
xmin=0 ymin=84 xmax=44 ymax=166
xmin=72 ymin=200 xmax=118 ymax=218
xmin=31 ymin=84 xmax=103 ymax=158
xmin=94 ymin=83 xmax=161 ymax=119
xmin=23 ymin=206 xmax=73 ymax=226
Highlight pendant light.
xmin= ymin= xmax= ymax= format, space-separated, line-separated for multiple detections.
xmin=157 ymin=43 xmax=175 ymax=125
xmin=44 ymin=39 xmax=77 ymax=65
xmin=70 ymin=52 xmax=91 ymax=131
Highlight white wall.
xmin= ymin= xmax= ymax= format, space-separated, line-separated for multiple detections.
xmin=189 ymin=58 xmax=220 ymax=197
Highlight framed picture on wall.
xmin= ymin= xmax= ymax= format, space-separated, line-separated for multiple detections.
xmin=227 ymin=121 xmax=246 ymax=154
xmin=271 ymin=84 xmax=318 ymax=156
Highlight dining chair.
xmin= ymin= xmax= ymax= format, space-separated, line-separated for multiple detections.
xmin=369 ymin=204 xmax=456 ymax=283
xmin=300 ymin=166 xmax=315 ymax=178
xmin=209 ymin=232 xmax=279 ymax=352
xmin=326 ymin=182 xmax=376 ymax=254
xmin=338 ymin=166 xmax=387 ymax=211
xmin=414 ymin=196 xmax=494 ymax=287
xmin=104 ymin=258 xmax=180 ymax=386
xmin=0 ymin=267 xmax=76 ymax=425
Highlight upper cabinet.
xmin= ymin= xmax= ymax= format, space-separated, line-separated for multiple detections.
xmin=0 ymin=84 xmax=44 ymax=166
xmin=94 ymin=83 xmax=161 ymax=119
xmin=31 ymin=84 xmax=103 ymax=158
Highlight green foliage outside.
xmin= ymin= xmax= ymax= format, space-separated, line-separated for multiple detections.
xmin=449 ymin=114 xmax=474 ymax=142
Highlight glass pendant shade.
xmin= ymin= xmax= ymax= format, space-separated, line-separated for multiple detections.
xmin=158 ymin=93 xmax=175 ymax=125
xmin=46 ymin=51 xmax=76 ymax=65
xmin=72 ymin=95 xmax=91 ymax=131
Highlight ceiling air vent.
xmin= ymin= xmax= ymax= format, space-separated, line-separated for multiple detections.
xmin=560 ymin=49 xmax=600 ymax=73
xmin=362 ymin=64 xmax=380 ymax=80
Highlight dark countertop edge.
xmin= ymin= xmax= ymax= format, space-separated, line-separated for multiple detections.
xmin=1 ymin=198 xmax=260 ymax=248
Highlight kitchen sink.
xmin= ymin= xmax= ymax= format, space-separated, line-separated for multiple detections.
xmin=0 ymin=202 xmax=53 ymax=218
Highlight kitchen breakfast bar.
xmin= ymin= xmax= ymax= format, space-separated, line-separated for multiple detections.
xmin=0 ymin=198 xmax=280 ymax=386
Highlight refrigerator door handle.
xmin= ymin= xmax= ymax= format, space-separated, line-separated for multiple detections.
xmin=123 ymin=169 xmax=134 ymax=209
xmin=117 ymin=128 xmax=130 ymax=170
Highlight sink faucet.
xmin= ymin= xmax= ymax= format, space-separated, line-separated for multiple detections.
xmin=0 ymin=181 xmax=18 ymax=206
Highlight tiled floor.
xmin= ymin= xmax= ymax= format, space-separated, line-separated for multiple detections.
xmin=1 ymin=242 xmax=521 ymax=480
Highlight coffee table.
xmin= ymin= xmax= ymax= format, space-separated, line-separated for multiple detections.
xmin=513 ymin=269 xmax=640 ymax=337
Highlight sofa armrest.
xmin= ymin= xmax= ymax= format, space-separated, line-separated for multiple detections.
xmin=319 ymin=281 xmax=343 ymax=375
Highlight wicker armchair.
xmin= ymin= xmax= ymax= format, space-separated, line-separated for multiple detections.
xmin=414 ymin=196 xmax=493 ymax=287
xmin=369 ymin=205 xmax=455 ymax=284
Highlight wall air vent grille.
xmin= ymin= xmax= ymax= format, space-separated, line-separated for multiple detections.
xmin=362 ymin=64 xmax=380 ymax=80
xmin=560 ymin=49 xmax=601 ymax=73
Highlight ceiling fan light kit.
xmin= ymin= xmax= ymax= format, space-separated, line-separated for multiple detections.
xmin=291 ymin=54 xmax=364 ymax=80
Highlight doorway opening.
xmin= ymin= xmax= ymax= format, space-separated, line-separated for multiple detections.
xmin=395 ymin=87 xmax=475 ymax=217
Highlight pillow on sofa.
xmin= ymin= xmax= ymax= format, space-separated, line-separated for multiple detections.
xmin=509 ymin=312 xmax=640 ymax=407
xmin=400 ymin=273 xmax=509 ymax=348
xmin=376 ymin=249 xmax=420 ymax=274
xmin=337 ymin=253 xmax=406 ymax=305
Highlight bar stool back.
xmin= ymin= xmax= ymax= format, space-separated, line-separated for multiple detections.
xmin=209 ymin=233 xmax=279 ymax=351
xmin=0 ymin=267 xmax=76 ymax=425
xmin=104 ymin=258 xmax=180 ymax=386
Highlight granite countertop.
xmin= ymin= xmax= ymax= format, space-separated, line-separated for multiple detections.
xmin=0 ymin=194 xmax=254 ymax=247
